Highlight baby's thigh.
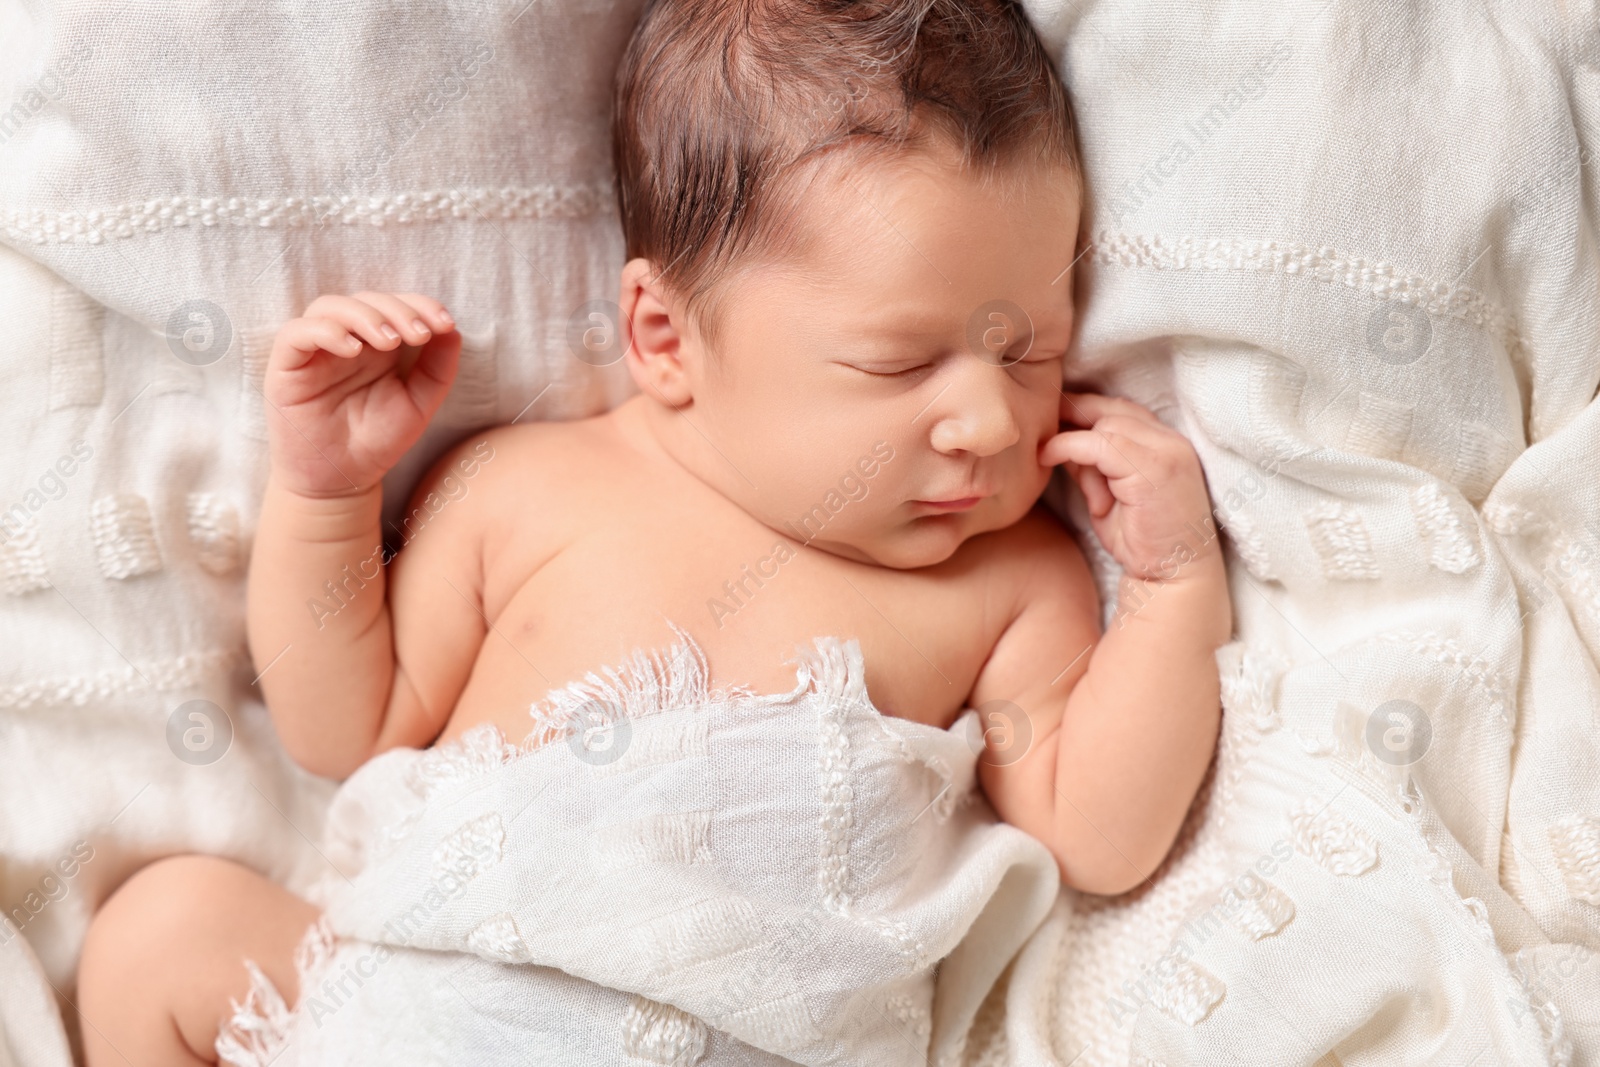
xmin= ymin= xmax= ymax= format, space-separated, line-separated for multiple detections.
xmin=79 ymin=854 xmax=318 ymax=1066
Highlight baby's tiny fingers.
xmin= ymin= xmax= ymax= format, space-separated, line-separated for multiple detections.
xmin=1058 ymin=391 xmax=1100 ymax=425
xmin=1060 ymin=390 xmax=1161 ymax=427
xmin=1078 ymin=465 xmax=1113 ymax=518
xmin=1040 ymin=429 xmax=1098 ymax=468
xmin=352 ymin=291 xmax=436 ymax=346
xmin=276 ymin=318 xmax=364 ymax=366
xmin=1040 ymin=428 xmax=1143 ymax=481
xmin=391 ymin=293 xmax=456 ymax=334
xmin=1085 ymin=414 xmax=1199 ymax=479
xmin=1075 ymin=413 xmax=1172 ymax=453
xmin=304 ymin=294 xmax=407 ymax=351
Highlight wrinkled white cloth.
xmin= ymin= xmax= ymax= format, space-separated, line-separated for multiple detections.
xmin=977 ymin=1 xmax=1600 ymax=1065
xmin=213 ymin=628 xmax=1059 ymax=1067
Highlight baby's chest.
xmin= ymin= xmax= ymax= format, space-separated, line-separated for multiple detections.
xmin=451 ymin=508 xmax=1002 ymax=737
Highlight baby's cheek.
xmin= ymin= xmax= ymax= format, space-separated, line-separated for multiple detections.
xmin=1008 ymin=440 xmax=1056 ymax=504
xmin=1020 ymin=460 xmax=1054 ymax=505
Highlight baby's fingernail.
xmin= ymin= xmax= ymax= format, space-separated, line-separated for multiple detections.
xmin=436 ymin=309 xmax=454 ymax=327
xmin=411 ymin=319 xmax=431 ymax=336
xmin=379 ymin=324 xmax=400 ymax=342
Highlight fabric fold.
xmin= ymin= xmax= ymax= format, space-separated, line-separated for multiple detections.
xmin=218 ymin=626 xmax=1058 ymax=1067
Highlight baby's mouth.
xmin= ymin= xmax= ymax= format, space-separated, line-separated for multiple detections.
xmin=910 ymin=495 xmax=986 ymax=513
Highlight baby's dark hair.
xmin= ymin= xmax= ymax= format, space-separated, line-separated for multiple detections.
xmin=611 ymin=0 xmax=1080 ymax=350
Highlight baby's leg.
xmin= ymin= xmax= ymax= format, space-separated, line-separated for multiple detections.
xmin=78 ymin=855 xmax=318 ymax=1066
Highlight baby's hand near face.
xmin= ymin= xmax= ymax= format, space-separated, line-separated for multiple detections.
xmin=264 ymin=292 xmax=460 ymax=498
xmin=1040 ymin=392 xmax=1219 ymax=583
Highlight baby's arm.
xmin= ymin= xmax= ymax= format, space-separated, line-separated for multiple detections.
xmin=247 ymin=292 xmax=468 ymax=779
xmin=969 ymin=393 xmax=1232 ymax=896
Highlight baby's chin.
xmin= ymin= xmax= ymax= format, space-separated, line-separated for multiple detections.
xmin=866 ymin=523 xmax=975 ymax=569
xmin=807 ymin=501 xmax=1020 ymax=570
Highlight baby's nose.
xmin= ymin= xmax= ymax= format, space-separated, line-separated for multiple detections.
xmin=927 ymin=362 xmax=1022 ymax=458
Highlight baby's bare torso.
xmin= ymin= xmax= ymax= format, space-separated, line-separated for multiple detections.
xmin=431 ymin=398 xmax=1063 ymax=746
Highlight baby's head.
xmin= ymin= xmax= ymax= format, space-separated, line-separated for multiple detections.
xmin=611 ymin=0 xmax=1082 ymax=569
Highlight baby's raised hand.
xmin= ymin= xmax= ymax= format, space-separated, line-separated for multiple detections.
xmin=264 ymin=292 xmax=460 ymax=498
xmin=1040 ymin=392 xmax=1220 ymax=582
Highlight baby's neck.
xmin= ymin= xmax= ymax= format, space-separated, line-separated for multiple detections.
xmin=607 ymin=394 xmax=729 ymax=505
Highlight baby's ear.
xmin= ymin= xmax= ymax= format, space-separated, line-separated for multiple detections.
xmin=619 ymin=258 xmax=694 ymax=407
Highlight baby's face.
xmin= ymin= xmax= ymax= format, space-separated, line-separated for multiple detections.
xmin=636 ymin=140 xmax=1081 ymax=569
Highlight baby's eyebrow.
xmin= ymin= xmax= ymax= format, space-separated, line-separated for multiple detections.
xmin=854 ymin=313 xmax=946 ymax=337
xmin=845 ymin=333 xmax=949 ymax=360
xmin=848 ymin=303 xmax=1073 ymax=346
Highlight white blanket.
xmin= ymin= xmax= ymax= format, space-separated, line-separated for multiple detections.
xmin=3 ymin=1 xmax=1599 ymax=1065
xmin=212 ymin=629 xmax=1059 ymax=1067
xmin=976 ymin=1 xmax=1600 ymax=1065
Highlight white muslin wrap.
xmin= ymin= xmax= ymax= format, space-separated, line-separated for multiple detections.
xmin=215 ymin=626 xmax=1060 ymax=1067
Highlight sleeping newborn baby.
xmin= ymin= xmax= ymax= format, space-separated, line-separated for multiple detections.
xmin=79 ymin=0 xmax=1231 ymax=1063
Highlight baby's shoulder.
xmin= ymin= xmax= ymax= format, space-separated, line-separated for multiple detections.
xmin=422 ymin=414 xmax=614 ymax=494
xmin=397 ymin=416 xmax=618 ymax=554
xmin=970 ymin=503 xmax=1091 ymax=578
xmin=961 ymin=505 xmax=1102 ymax=711
xmin=961 ymin=504 xmax=1100 ymax=629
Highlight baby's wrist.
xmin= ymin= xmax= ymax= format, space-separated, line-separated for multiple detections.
xmin=1122 ymin=543 xmax=1226 ymax=587
xmin=1113 ymin=552 xmax=1232 ymax=642
xmin=264 ymin=472 xmax=384 ymax=538
xmin=264 ymin=454 xmax=384 ymax=501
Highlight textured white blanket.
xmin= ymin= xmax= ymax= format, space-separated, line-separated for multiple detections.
xmin=2 ymin=1 xmax=1598 ymax=1065
xmin=983 ymin=1 xmax=1600 ymax=1064
xmin=212 ymin=629 xmax=1059 ymax=1067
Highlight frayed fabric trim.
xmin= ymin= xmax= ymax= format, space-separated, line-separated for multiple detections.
xmin=215 ymin=916 xmax=339 ymax=1067
xmin=237 ymin=624 xmax=877 ymax=1061
xmin=523 ymin=620 xmax=759 ymax=751
xmin=338 ymin=624 xmax=875 ymax=886
xmin=521 ymin=620 xmax=867 ymax=755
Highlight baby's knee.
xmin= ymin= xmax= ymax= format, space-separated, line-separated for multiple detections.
xmin=80 ymin=856 xmax=313 ymax=1066
xmin=81 ymin=855 xmax=256 ymax=988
